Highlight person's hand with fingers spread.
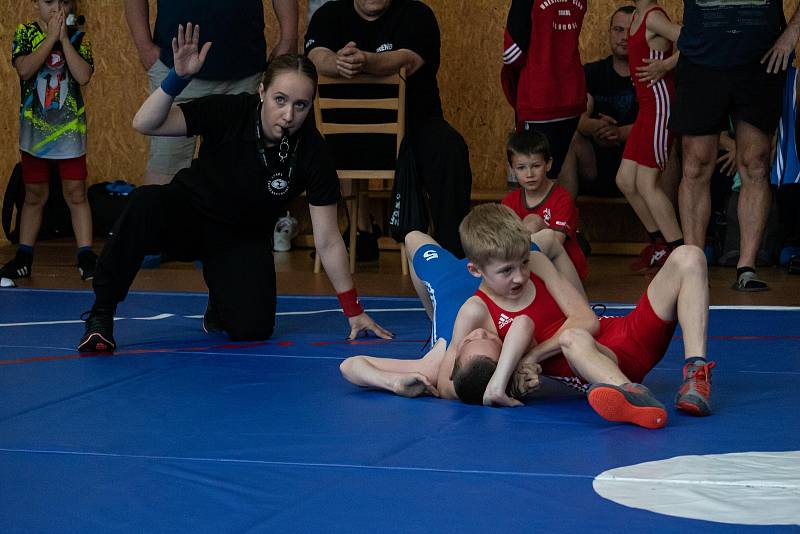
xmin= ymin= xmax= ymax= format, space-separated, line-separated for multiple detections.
xmin=716 ymin=132 xmax=737 ymax=177
xmin=761 ymin=23 xmax=800 ymax=74
xmin=635 ymin=57 xmax=670 ymax=86
xmin=393 ymin=373 xmax=439 ymax=398
xmin=347 ymin=312 xmax=394 ymax=341
xmin=172 ymin=22 xmax=212 ymax=78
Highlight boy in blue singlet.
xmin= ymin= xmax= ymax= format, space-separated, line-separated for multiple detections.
xmin=339 ymin=227 xmax=580 ymax=400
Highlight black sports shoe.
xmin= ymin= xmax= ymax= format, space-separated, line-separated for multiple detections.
xmin=0 ymin=250 xmax=33 ymax=280
xmin=77 ymin=250 xmax=98 ymax=281
xmin=77 ymin=306 xmax=116 ymax=352
xmin=202 ymin=299 xmax=224 ymax=334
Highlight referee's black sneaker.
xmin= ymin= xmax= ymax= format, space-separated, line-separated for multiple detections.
xmin=0 ymin=249 xmax=33 ymax=280
xmin=77 ymin=305 xmax=116 ymax=352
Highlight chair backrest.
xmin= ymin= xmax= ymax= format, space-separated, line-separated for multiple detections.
xmin=313 ymin=68 xmax=406 ymax=180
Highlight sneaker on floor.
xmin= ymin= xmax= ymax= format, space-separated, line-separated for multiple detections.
xmin=273 ymin=211 xmax=299 ymax=252
xmin=0 ymin=250 xmax=33 ymax=281
xmin=77 ymin=306 xmax=116 ymax=352
xmin=202 ymin=299 xmax=224 ymax=334
xmin=650 ymin=243 xmax=673 ymax=270
xmin=675 ymin=360 xmax=716 ymax=416
xmin=587 ymin=382 xmax=668 ymax=429
xmin=77 ymin=250 xmax=98 ymax=281
xmin=629 ymin=241 xmax=658 ymax=273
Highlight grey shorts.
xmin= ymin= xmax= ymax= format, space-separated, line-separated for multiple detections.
xmin=146 ymin=60 xmax=262 ymax=176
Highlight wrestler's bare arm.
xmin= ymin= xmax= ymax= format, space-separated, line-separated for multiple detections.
xmin=339 ymin=339 xmax=445 ymax=398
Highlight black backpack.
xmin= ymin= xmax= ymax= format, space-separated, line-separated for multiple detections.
xmin=389 ymin=138 xmax=429 ymax=241
xmin=2 ymin=162 xmax=73 ymax=244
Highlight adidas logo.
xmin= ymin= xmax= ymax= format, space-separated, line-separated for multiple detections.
xmin=16 ymin=266 xmax=29 ymax=277
xmin=651 ymin=250 xmax=667 ymax=264
xmin=497 ymin=313 xmax=513 ymax=330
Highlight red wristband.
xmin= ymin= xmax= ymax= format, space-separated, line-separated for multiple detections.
xmin=337 ymin=288 xmax=364 ymax=317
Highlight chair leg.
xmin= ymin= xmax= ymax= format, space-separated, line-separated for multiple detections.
xmin=400 ymin=243 xmax=408 ymax=275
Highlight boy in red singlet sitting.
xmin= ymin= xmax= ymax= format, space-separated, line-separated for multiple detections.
xmin=449 ymin=203 xmax=716 ymax=429
xmin=501 ymin=130 xmax=588 ymax=281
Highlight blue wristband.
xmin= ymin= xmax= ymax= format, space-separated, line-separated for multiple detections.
xmin=160 ymin=68 xmax=191 ymax=97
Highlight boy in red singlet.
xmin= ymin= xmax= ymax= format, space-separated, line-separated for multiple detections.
xmin=502 ymin=130 xmax=588 ymax=280
xmin=449 ymin=203 xmax=716 ymax=429
xmin=615 ymin=1 xmax=684 ymax=273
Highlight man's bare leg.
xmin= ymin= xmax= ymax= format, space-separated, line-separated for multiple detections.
xmin=678 ymin=134 xmax=718 ymax=247
xmin=734 ymin=121 xmax=772 ymax=280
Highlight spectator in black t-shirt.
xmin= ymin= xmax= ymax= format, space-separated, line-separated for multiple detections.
xmin=124 ymin=0 xmax=299 ymax=186
xmin=305 ymin=0 xmax=472 ymax=258
xmin=560 ymin=5 xmax=637 ymax=198
xmin=77 ymin=31 xmax=392 ymax=353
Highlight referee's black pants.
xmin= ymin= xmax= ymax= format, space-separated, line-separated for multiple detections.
xmin=92 ymin=183 xmax=277 ymax=341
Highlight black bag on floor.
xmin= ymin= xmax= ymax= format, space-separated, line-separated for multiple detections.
xmin=88 ymin=180 xmax=135 ymax=237
xmin=2 ymin=162 xmax=73 ymax=244
xmin=389 ymin=138 xmax=429 ymax=242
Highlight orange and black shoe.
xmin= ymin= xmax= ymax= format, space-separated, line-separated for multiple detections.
xmin=675 ymin=360 xmax=716 ymax=416
xmin=588 ymin=382 xmax=668 ymax=429
xmin=77 ymin=306 xmax=116 ymax=352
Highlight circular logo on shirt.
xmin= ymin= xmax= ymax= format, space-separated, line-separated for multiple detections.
xmin=267 ymin=171 xmax=289 ymax=196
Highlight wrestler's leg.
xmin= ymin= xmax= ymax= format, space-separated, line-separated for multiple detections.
xmin=645 ymin=245 xmax=708 ymax=359
xmin=560 ymin=328 xmax=667 ymax=429
xmin=405 ymin=231 xmax=440 ymax=320
xmin=646 ymin=245 xmax=715 ymax=415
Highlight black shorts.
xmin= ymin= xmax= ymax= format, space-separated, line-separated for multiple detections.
xmin=669 ymin=56 xmax=785 ymax=136
xmin=523 ymin=116 xmax=580 ymax=179
xmin=578 ymin=141 xmax=624 ymax=197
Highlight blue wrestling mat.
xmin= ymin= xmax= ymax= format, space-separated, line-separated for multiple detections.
xmin=1 ymin=289 xmax=799 ymax=532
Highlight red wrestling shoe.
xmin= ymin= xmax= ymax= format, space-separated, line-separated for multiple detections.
xmin=675 ymin=360 xmax=716 ymax=416
xmin=588 ymin=383 xmax=668 ymax=429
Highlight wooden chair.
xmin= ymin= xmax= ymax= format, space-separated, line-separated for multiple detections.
xmin=312 ymin=68 xmax=408 ymax=275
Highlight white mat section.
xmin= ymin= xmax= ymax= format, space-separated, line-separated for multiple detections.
xmin=593 ymin=451 xmax=800 ymax=526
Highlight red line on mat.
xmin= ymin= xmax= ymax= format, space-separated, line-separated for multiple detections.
xmin=0 ymin=339 xmax=427 ymax=365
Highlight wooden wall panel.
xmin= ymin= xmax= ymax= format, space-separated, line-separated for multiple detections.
xmin=0 ymin=0 xmax=797 ymax=238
